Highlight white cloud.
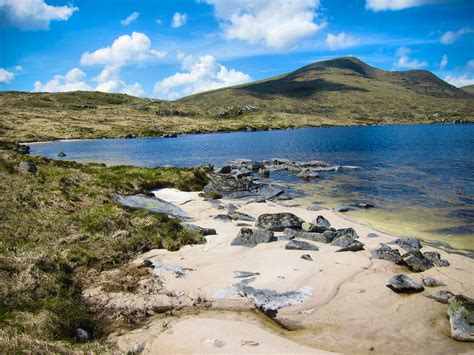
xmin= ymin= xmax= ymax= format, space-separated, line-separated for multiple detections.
xmin=394 ymin=46 xmax=428 ymax=69
xmin=440 ymin=27 xmax=473 ymax=45
xmin=0 ymin=68 xmax=14 ymax=83
xmin=0 ymin=0 xmax=78 ymax=30
xmin=34 ymin=68 xmax=92 ymax=92
xmin=14 ymin=65 xmax=23 ymax=72
xmin=444 ymin=75 xmax=474 ymax=88
xmin=467 ymin=59 xmax=474 ymax=71
xmin=121 ymin=11 xmax=139 ymax=26
xmin=440 ymin=54 xmax=448 ymax=69
xmin=80 ymin=32 xmax=165 ymax=68
xmin=326 ymin=32 xmax=358 ymax=50
xmin=92 ymin=66 xmax=144 ymax=96
xmin=204 ymin=0 xmax=323 ymax=50
xmin=171 ymin=12 xmax=188 ymax=28
xmin=154 ymin=53 xmax=251 ymax=99
xmin=366 ymin=0 xmax=442 ymax=11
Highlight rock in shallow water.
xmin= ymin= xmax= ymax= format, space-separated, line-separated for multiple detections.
xmin=371 ymin=244 xmax=405 ymax=265
xmin=285 ymin=240 xmax=319 ymax=251
xmin=256 ymin=213 xmax=303 ymax=231
xmin=231 ymin=228 xmax=276 ymax=247
xmin=448 ymin=295 xmax=474 ymax=342
xmin=386 ymin=274 xmax=424 ymax=294
xmin=389 ymin=237 xmax=422 ymax=252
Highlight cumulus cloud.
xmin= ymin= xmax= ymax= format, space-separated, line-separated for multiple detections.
xmin=326 ymin=32 xmax=358 ymax=50
xmin=171 ymin=12 xmax=187 ymax=28
xmin=0 ymin=0 xmax=78 ymax=30
xmin=15 ymin=65 xmax=23 ymax=72
xmin=121 ymin=11 xmax=139 ymax=26
xmin=80 ymin=32 xmax=166 ymax=68
xmin=440 ymin=27 xmax=473 ymax=45
xmin=366 ymin=0 xmax=443 ymax=11
xmin=34 ymin=68 xmax=92 ymax=92
xmin=154 ymin=53 xmax=251 ymax=99
xmin=204 ymin=0 xmax=323 ymax=49
xmin=0 ymin=68 xmax=14 ymax=83
xmin=92 ymin=66 xmax=144 ymax=96
xmin=444 ymin=75 xmax=474 ymax=88
xmin=440 ymin=54 xmax=448 ymax=69
xmin=394 ymin=46 xmax=428 ymax=69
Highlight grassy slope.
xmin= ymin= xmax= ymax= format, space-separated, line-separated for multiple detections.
xmin=0 ymin=144 xmax=210 ymax=352
xmin=0 ymin=57 xmax=473 ymax=143
xmin=462 ymin=85 xmax=474 ymax=95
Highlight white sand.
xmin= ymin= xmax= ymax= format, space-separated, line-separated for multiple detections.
xmin=107 ymin=189 xmax=474 ymax=354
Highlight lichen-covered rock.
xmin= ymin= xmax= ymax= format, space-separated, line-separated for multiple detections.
xmin=331 ymin=235 xmax=355 ymax=248
xmin=301 ymin=222 xmax=327 ymax=233
xmin=427 ymin=290 xmax=455 ymax=304
xmin=422 ymin=276 xmax=446 ymax=287
xmin=447 ymin=295 xmax=474 ymax=342
xmin=256 ymin=213 xmax=303 ymax=231
xmin=389 ymin=237 xmax=422 ymax=252
xmin=371 ymin=244 xmax=404 ymax=265
xmin=231 ymin=228 xmax=276 ymax=247
xmin=285 ymin=240 xmax=319 ymax=251
xmin=310 ymin=215 xmax=331 ymax=228
xmin=335 ymin=240 xmax=365 ymax=252
xmin=229 ymin=211 xmax=256 ymax=222
xmin=115 ymin=194 xmax=188 ymax=220
xmin=423 ymin=251 xmax=450 ymax=267
xmin=403 ymin=251 xmax=434 ymax=272
xmin=386 ymin=274 xmax=424 ymax=293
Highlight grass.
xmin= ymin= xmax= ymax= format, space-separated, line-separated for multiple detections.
xmin=0 ymin=143 xmax=210 ymax=352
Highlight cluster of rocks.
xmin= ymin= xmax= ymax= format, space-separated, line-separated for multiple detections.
xmin=216 ymin=105 xmax=259 ymax=119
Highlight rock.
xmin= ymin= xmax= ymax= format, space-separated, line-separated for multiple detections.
xmin=213 ymin=214 xmax=232 ymax=222
xmin=256 ymin=213 xmax=303 ymax=231
xmin=310 ymin=215 xmax=331 ymax=228
xmin=18 ymin=161 xmax=37 ymax=173
xmin=388 ymin=237 xmax=422 ymax=252
xmin=258 ymin=169 xmax=270 ymax=179
xmin=301 ymin=254 xmax=313 ymax=261
xmin=331 ymin=235 xmax=355 ymax=248
xmin=231 ymin=228 xmax=277 ymax=247
xmin=299 ymin=231 xmax=334 ymax=244
xmin=447 ymin=295 xmax=474 ymax=342
xmin=229 ymin=211 xmax=256 ymax=222
xmin=285 ymin=240 xmax=319 ymax=251
xmin=423 ymin=251 xmax=450 ymax=267
xmin=13 ymin=144 xmax=30 ymax=154
xmin=57 ymin=151 xmax=66 ymax=157
xmin=132 ymin=343 xmax=145 ymax=353
xmin=306 ymin=205 xmax=323 ymax=211
xmin=115 ymin=194 xmax=188 ymax=220
xmin=214 ymin=165 xmax=231 ymax=174
xmin=351 ymin=203 xmax=375 ymax=209
xmin=281 ymin=228 xmax=298 ymax=240
xmin=301 ymin=222 xmax=327 ymax=233
xmin=422 ymin=276 xmax=446 ymax=287
xmin=367 ymin=232 xmax=380 ymax=238
xmin=75 ymin=328 xmax=90 ymax=342
xmin=209 ymin=200 xmax=225 ymax=210
xmin=386 ymin=274 xmax=424 ymax=294
xmin=427 ymin=290 xmax=455 ymax=304
xmin=181 ymin=223 xmax=217 ymax=236
xmin=234 ymin=271 xmax=260 ymax=278
xmin=335 ymin=240 xmax=365 ymax=252
xmin=151 ymin=262 xmax=191 ymax=277
xmin=370 ymin=245 xmax=405 ymax=265
xmin=297 ymin=169 xmax=320 ymax=179
xmin=241 ymin=340 xmax=259 ymax=347
xmin=336 ymin=228 xmax=359 ymax=239
xmin=335 ymin=206 xmax=353 ymax=213
xmin=225 ymin=203 xmax=238 ymax=213
xmin=403 ymin=251 xmax=434 ymax=272
xmin=140 ymin=259 xmax=154 ymax=268
xmin=233 ymin=169 xmax=253 ymax=179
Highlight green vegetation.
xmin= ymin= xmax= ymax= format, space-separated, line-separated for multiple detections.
xmin=0 ymin=57 xmax=472 ymax=143
xmin=0 ymin=143 xmax=210 ymax=352
xmin=462 ymin=85 xmax=474 ymax=95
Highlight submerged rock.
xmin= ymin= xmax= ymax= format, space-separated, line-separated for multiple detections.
xmin=335 ymin=240 xmax=365 ymax=252
xmin=370 ymin=245 xmax=405 ymax=265
xmin=423 ymin=251 xmax=450 ymax=267
xmin=57 ymin=151 xmax=67 ymax=157
xmin=403 ymin=251 xmax=434 ymax=272
xmin=386 ymin=274 xmax=424 ymax=294
xmin=427 ymin=290 xmax=455 ymax=304
xmin=115 ymin=194 xmax=188 ymax=220
xmin=422 ymin=276 xmax=446 ymax=287
xmin=447 ymin=295 xmax=474 ymax=342
xmin=389 ymin=237 xmax=422 ymax=252
xmin=256 ymin=213 xmax=303 ymax=231
xmin=285 ymin=240 xmax=319 ymax=251
xmin=231 ymin=228 xmax=276 ymax=247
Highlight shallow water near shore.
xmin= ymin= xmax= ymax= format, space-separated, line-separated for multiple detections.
xmin=30 ymin=124 xmax=474 ymax=251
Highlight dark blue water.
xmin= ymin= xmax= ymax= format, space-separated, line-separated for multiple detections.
xmin=30 ymin=124 xmax=474 ymax=250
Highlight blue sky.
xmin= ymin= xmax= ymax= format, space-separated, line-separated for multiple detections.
xmin=0 ymin=0 xmax=473 ymax=99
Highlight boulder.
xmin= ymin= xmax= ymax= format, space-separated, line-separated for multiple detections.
xmin=336 ymin=228 xmax=359 ymax=239
xmin=427 ymin=290 xmax=455 ymax=304
xmin=18 ymin=161 xmax=37 ymax=173
xmin=258 ymin=169 xmax=270 ymax=179
xmin=423 ymin=251 xmax=450 ymax=267
xmin=213 ymin=214 xmax=232 ymax=222
xmin=115 ymin=194 xmax=188 ymax=220
xmin=310 ymin=215 xmax=331 ymax=228
xmin=181 ymin=223 xmax=217 ymax=236
xmin=57 ymin=151 xmax=67 ymax=157
xmin=281 ymin=228 xmax=298 ymax=240
xmin=231 ymin=228 xmax=276 ymax=247
xmin=298 ymin=231 xmax=334 ymax=244
xmin=386 ymin=274 xmax=424 ymax=294
xmin=285 ymin=240 xmax=319 ymax=251
xmin=229 ymin=211 xmax=256 ymax=222
xmin=422 ymin=276 xmax=446 ymax=287
xmin=335 ymin=240 xmax=365 ymax=252
xmin=13 ymin=144 xmax=30 ymax=155
xmin=225 ymin=203 xmax=238 ymax=213
xmin=301 ymin=254 xmax=313 ymax=261
xmin=75 ymin=328 xmax=90 ymax=342
xmin=370 ymin=245 xmax=405 ymax=265
xmin=447 ymin=295 xmax=474 ymax=342
xmin=331 ymin=235 xmax=355 ymax=248
xmin=388 ymin=237 xmax=422 ymax=252
xmin=403 ymin=251 xmax=434 ymax=272
xmin=256 ymin=213 xmax=303 ymax=231
xmin=214 ymin=166 xmax=231 ymax=174
xmin=301 ymin=222 xmax=327 ymax=233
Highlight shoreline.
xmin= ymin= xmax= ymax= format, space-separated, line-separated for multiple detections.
xmin=91 ymin=188 xmax=474 ymax=354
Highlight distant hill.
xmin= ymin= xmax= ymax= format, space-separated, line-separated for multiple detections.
xmin=0 ymin=57 xmax=473 ymax=142
xmin=462 ymin=85 xmax=474 ymax=95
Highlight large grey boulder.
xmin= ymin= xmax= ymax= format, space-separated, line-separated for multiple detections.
xmin=370 ymin=245 xmax=405 ymax=265
xmin=256 ymin=213 xmax=303 ymax=231
xmin=18 ymin=161 xmax=37 ymax=173
xmin=301 ymin=222 xmax=327 ymax=233
xmin=115 ymin=194 xmax=188 ymax=220
xmin=447 ymin=295 xmax=474 ymax=342
xmin=387 ymin=274 xmax=424 ymax=293
xmin=310 ymin=215 xmax=331 ymax=228
xmin=388 ymin=237 xmax=422 ymax=252
xmin=403 ymin=251 xmax=434 ymax=272
xmin=231 ymin=228 xmax=276 ymax=247
xmin=285 ymin=240 xmax=319 ymax=251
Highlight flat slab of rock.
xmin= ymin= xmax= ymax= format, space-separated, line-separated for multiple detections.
xmin=229 ymin=211 xmax=256 ymax=222
xmin=371 ymin=245 xmax=404 ymax=265
xmin=234 ymin=271 xmax=260 ymax=278
xmin=181 ymin=223 xmax=217 ymax=236
xmin=256 ymin=213 xmax=303 ymax=231
xmin=231 ymin=228 xmax=276 ymax=247
xmin=427 ymin=290 xmax=455 ymax=304
xmin=448 ymin=295 xmax=474 ymax=342
xmin=335 ymin=240 xmax=365 ymax=252
xmin=386 ymin=274 xmax=424 ymax=294
xmin=389 ymin=237 xmax=422 ymax=252
xmin=422 ymin=276 xmax=446 ymax=287
xmin=285 ymin=240 xmax=319 ymax=251
xmin=115 ymin=194 xmax=188 ymax=220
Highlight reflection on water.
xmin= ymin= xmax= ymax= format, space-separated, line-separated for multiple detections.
xmin=30 ymin=124 xmax=474 ymax=251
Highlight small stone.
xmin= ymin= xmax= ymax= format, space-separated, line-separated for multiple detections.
xmin=367 ymin=233 xmax=380 ymax=238
xmin=285 ymin=240 xmax=319 ymax=251
xmin=386 ymin=274 xmax=424 ymax=293
xmin=335 ymin=206 xmax=352 ymax=213
xmin=301 ymin=254 xmax=313 ymax=261
xmin=241 ymin=340 xmax=259 ymax=347
xmin=57 ymin=151 xmax=66 ymax=157
xmin=140 ymin=259 xmax=154 ymax=268
xmin=75 ymin=328 xmax=90 ymax=342
xmin=422 ymin=276 xmax=446 ymax=287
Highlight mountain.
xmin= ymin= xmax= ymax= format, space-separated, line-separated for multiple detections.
xmin=0 ymin=57 xmax=473 ymax=142
xmin=462 ymin=85 xmax=474 ymax=95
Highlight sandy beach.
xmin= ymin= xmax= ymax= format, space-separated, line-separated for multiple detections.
xmin=86 ymin=188 xmax=474 ymax=354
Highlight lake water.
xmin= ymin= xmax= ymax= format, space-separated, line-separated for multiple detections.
xmin=30 ymin=124 xmax=474 ymax=251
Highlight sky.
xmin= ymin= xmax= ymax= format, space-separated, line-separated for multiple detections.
xmin=0 ymin=0 xmax=473 ymax=99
